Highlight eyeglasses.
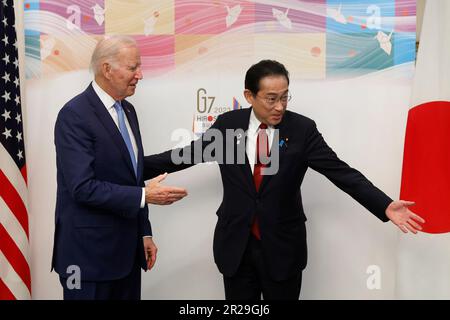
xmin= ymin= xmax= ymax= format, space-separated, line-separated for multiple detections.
xmin=256 ymin=92 xmax=292 ymax=106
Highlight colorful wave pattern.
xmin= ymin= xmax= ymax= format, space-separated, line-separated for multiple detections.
xmin=23 ymin=0 xmax=416 ymax=79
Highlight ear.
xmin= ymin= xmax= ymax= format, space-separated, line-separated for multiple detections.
xmin=243 ymin=89 xmax=254 ymax=105
xmin=102 ymin=62 xmax=112 ymax=80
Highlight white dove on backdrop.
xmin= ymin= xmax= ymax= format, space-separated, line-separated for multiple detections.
xmin=91 ymin=3 xmax=105 ymax=26
xmin=374 ymin=30 xmax=393 ymax=55
xmin=272 ymin=8 xmax=292 ymax=30
xmin=327 ymin=3 xmax=347 ymax=24
xmin=225 ymin=5 xmax=242 ymax=28
xmin=144 ymin=15 xmax=158 ymax=36
xmin=40 ymin=37 xmax=56 ymax=60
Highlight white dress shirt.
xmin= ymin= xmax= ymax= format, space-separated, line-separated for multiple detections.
xmin=246 ymin=109 xmax=274 ymax=174
xmin=91 ymin=81 xmax=146 ymax=210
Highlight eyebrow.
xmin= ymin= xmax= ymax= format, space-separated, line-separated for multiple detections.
xmin=127 ymin=63 xmax=141 ymax=68
xmin=265 ymin=90 xmax=289 ymax=96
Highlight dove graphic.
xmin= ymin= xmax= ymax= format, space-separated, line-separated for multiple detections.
xmin=91 ymin=3 xmax=105 ymax=26
xmin=374 ymin=31 xmax=393 ymax=55
xmin=327 ymin=4 xmax=347 ymax=24
xmin=40 ymin=37 xmax=56 ymax=60
xmin=272 ymin=8 xmax=292 ymax=30
xmin=144 ymin=15 xmax=158 ymax=36
xmin=225 ymin=5 xmax=242 ymax=28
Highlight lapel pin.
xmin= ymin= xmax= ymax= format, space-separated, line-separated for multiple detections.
xmin=237 ymin=133 xmax=242 ymax=145
xmin=280 ymin=137 xmax=288 ymax=148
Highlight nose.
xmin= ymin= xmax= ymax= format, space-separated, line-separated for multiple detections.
xmin=135 ymin=67 xmax=143 ymax=80
xmin=274 ymin=99 xmax=285 ymax=112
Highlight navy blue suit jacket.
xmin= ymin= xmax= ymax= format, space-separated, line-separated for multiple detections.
xmin=52 ymin=84 xmax=152 ymax=282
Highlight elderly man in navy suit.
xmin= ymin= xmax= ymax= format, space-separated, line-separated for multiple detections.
xmin=52 ymin=36 xmax=187 ymax=300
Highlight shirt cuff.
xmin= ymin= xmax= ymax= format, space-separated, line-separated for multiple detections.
xmin=143 ymin=235 xmax=152 ymax=238
xmin=140 ymin=187 xmax=146 ymax=208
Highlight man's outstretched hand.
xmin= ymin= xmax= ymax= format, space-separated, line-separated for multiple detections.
xmin=386 ymin=200 xmax=425 ymax=234
xmin=145 ymin=173 xmax=188 ymax=205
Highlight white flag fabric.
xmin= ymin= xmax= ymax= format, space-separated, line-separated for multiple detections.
xmin=397 ymin=0 xmax=450 ymax=299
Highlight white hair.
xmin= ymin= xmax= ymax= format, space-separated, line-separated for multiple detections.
xmin=90 ymin=35 xmax=137 ymax=75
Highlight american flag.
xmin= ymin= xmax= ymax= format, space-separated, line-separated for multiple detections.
xmin=0 ymin=0 xmax=31 ymax=299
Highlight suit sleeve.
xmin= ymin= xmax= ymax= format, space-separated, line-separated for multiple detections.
xmin=139 ymin=206 xmax=152 ymax=237
xmin=55 ymin=107 xmax=142 ymax=219
xmin=305 ymin=120 xmax=392 ymax=222
xmin=143 ymin=114 xmax=225 ymax=181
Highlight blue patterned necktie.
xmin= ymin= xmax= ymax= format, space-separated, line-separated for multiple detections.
xmin=113 ymin=101 xmax=137 ymax=176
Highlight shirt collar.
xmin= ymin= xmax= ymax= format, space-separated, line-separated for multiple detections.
xmin=249 ymin=108 xmax=274 ymax=135
xmin=92 ymin=80 xmax=117 ymax=110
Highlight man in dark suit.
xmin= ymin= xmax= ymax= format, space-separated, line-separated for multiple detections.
xmin=52 ymin=36 xmax=187 ymax=300
xmin=144 ymin=60 xmax=425 ymax=300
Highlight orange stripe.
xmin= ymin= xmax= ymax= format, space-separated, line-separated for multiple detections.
xmin=0 ymin=170 xmax=29 ymax=238
xmin=0 ymin=224 xmax=31 ymax=293
xmin=0 ymin=278 xmax=16 ymax=300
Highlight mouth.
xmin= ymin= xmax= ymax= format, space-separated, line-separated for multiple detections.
xmin=272 ymin=114 xmax=282 ymax=120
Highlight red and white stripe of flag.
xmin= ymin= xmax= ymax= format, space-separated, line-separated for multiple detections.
xmin=0 ymin=143 xmax=31 ymax=300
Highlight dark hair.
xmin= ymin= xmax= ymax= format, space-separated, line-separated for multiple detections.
xmin=244 ymin=60 xmax=290 ymax=95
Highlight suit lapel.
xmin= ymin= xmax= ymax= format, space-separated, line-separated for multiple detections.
xmin=258 ymin=114 xmax=289 ymax=193
xmin=242 ymin=134 xmax=255 ymax=195
xmin=232 ymin=108 xmax=255 ymax=194
xmin=122 ymin=101 xmax=144 ymax=184
xmin=85 ymin=84 xmax=137 ymax=181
